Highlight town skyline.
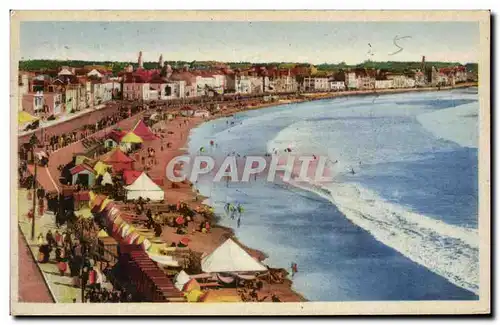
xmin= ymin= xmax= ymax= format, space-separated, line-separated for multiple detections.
xmin=20 ymin=21 xmax=479 ymax=65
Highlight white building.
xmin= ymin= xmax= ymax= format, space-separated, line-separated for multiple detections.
xmin=390 ymin=75 xmax=415 ymax=89
xmin=302 ymin=77 xmax=330 ymax=92
xmin=346 ymin=72 xmax=357 ymax=90
xmin=195 ymin=74 xmax=225 ymax=96
xmin=150 ymin=80 xmax=186 ymax=100
xmin=102 ymin=81 xmax=114 ymax=102
xmin=273 ymin=75 xmax=298 ymax=93
xmin=18 ymin=73 xmax=30 ymax=111
xmin=329 ymin=81 xmax=346 ymax=91
xmin=236 ymin=77 xmax=252 ymax=94
xmin=248 ymin=76 xmax=264 ymax=94
xmin=375 ymin=80 xmax=394 ymax=89
xmin=122 ymin=82 xmax=151 ymax=101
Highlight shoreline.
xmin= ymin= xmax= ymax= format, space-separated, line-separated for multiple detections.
xmin=168 ymin=83 xmax=476 ymax=302
xmin=17 ymin=83 xmax=477 ymax=303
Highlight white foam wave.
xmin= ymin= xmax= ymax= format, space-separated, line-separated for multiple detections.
xmin=287 ymin=178 xmax=479 ymax=294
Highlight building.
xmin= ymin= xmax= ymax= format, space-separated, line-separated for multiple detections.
xmin=235 ymin=76 xmax=252 ymax=94
xmin=329 ymin=80 xmax=346 ymax=91
xmin=375 ymin=79 xmax=394 ymax=89
xmin=64 ymin=86 xmax=79 ymax=113
xmin=195 ymin=72 xmax=225 ymax=96
xmin=273 ymin=75 xmax=299 ymax=93
xmin=302 ymin=77 xmax=330 ymax=92
xmin=346 ymin=72 xmax=357 ymax=90
xmin=123 ymin=82 xmax=151 ymax=101
xmin=18 ymin=73 xmax=30 ymax=111
xmin=22 ymin=91 xmax=63 ymax=116
xmin=414 ymin=71 xmax=426 ymax=87
xmin=386 ymin=74 xmax=415 ymax=89
xmin=169 ymin=70 xmax=198 ymax=98
xmin=138 ymin=51 xmax=144 ymax=69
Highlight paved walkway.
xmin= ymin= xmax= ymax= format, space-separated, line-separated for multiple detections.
xmin=18 ymin=104 xmax=107 ymax=138
xmin=17 ymin=232 xmax=54 ymax=303
xmin=18 ymin=189 xmax=81 ymax=303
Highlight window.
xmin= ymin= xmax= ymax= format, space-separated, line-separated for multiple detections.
xmin=164 ymin=85 xmax=172 ymax=96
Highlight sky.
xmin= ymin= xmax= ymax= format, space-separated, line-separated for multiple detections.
xmin=20 ymin=21 xmax=479 ymax=65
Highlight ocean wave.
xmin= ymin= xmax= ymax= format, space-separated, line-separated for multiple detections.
xmin=286 ymin=178 xmax=479 ymax=294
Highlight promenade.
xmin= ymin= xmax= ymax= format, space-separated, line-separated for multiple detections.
xmin=18 ymin=189 xmax=81 ymax=303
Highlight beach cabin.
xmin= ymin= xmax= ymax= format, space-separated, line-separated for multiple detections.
xmin=70 ymin=163 xmax=96 ymax=188
xmin=131 ymin=119 xmax=158 ymax=141
xmin=119 ymin=131 xmax=143 ymax=152
xmin=102 ymin=148 xmax=134 ymax=172
xmin=125 ymin=172 xmax=165 ymax=201
xmin=194 ymin=109 xmax=210 ymax=118
xmin=104 ymin=129 xmax=127 ymax=149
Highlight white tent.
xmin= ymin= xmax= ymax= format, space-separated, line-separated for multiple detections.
xmin=148 ymin=253 xmax=180 ymax=268
xmin=174 ymin=270 xmax=191 ymax=291
xmin=125 ymin=172 xmax=164 ymax=201
xmin=101 ymin=172 xmax=113 ymax=186
xmin=201 ymin=238 xmax=268 ymax=273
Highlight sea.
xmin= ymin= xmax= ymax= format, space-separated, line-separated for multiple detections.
xmin=187 ymin=88 xmax=479 ymax=301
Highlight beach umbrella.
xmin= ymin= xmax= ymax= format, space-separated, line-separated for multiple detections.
xmin=175 ymin=216 xmax=185 ymax=225
xmin=121 ymin=132 xmax=143 ymax=144
xmin=180 ymin=237 xmax=190 ymax=246
xmin=182 ymin=278 xmax=201 ymax=292
xmin=97 ymin=229 xmax=109 ymax=238
xmin=18 ymin=111 xmax=39 ymax=125
xmin=142 ymin=238 xmax=152 ymax=251
xmin=101 ymin=172 xmax=113 ymax=186
xmin=94 ymin=161 xmax=111 ymax=176
xmin=185 ymin=289 xmax=204 ymax=302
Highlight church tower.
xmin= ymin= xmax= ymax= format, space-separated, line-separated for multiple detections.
xmin=138 ymin=51 xmax=144 ymax=69
xmin=159 ymin=54 xmax=164 ymax=69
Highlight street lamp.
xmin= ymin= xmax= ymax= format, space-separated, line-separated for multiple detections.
xmin=29 ymin=133 xmax=38 ymax=241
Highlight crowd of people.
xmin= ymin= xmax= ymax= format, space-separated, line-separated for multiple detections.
xmin=84 ymin=286 xmax=134 ymax=303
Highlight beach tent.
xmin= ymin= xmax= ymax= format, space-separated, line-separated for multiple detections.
xmin=185 ymin=289 xmax=204 ymax=303
xmin=120 ymin=131 xmax=143 ymax=151
xmin=201 ymin=238 xmax=268 ymax=273
xmin=125 ymin=172 xmax=164 ymax=201
xmin=97 ymin=229 xmax=109 ymax=238
xmin=18 ymin=111 xmax=39 ymax=125
xmin=70 ymin=164 xmax=96 ymax=187
xmin=147 ymin=253 xmax=179 ymax=267
xmin=101 ymin=172 xmax=113 ymax=186
xmin=104 ymin=129 xmax=127 ymax=148
xmin=102 ymin=148 xmax=134 ymax=172
xmin=120 ymin=132 xmax=143 ymax=144
xmin=174 ymin=270 xmax=191 ymax=291
xmin=93 ymin=161 xmax=111 ymax=176
xmin=132 ymin=119 xmax=158 ymax=141
xmin=182 ymin=278 xmax=201 ymax=292
xmin=122 ymin=170 xmax=143 ymax=185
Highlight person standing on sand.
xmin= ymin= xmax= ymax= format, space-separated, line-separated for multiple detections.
xmin=291 ymin=262 xmax=298 ymax=277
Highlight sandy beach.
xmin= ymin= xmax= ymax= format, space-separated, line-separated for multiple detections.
xmin=17 ymin=82 xmax=477 ymax=303
xmin=128 ymin=82 xmax=476 ymax=302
